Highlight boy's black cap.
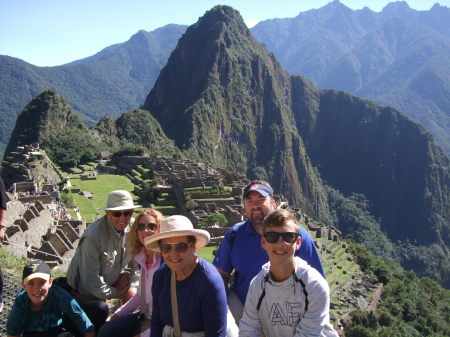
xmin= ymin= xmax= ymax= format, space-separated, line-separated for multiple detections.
xmin=23 ymin=260 xmax=51 ymax=283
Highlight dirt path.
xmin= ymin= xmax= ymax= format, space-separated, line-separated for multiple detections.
xmin=367 ymin=283 xmax=384 ymax=312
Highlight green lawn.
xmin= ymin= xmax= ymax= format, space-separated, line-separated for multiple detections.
xmin=197 ymin=246 xmax=216 ymax=263
xmin=68 ymin=173 xmax=136 ymax=223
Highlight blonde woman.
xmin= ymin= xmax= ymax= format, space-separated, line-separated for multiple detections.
xmin=98 ymin=209 xmax=163 ymax=337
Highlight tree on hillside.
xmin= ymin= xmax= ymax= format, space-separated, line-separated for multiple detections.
xmin=198 ymin=213 xmax=228 ymax=228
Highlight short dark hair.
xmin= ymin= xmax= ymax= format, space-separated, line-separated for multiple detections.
xmin=263 ymin=209 xmax=300 ymax=233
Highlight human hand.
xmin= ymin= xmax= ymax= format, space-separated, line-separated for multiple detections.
xmin=122 ymin=286 xmax=137 ymax=303
xmin=114 ymin=273 xmax=130 ymax=296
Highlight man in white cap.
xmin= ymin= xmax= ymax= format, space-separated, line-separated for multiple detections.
xmin=66 ymin=190 xmax=141 ymax=332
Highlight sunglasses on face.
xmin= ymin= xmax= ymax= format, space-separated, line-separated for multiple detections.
xmin=138 ymin=223 xmax=158 ymax=231
xmin=111 ymin=211 xmax=133 ymax=218
xmin=159 ymin=242 xmax=193 ymax=254
xmin=263 ymin=231 xmax=299 ymax=244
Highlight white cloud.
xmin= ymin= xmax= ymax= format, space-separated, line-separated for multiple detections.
xmin=246 ymin=18 xmax=260 ymax=28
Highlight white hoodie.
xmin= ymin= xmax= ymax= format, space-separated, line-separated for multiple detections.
xmin=239 ymin=257 xmax=338 ymax=337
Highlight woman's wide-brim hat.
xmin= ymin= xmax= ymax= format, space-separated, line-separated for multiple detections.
xmin=144 ymin=215 xmax=210 ymax=252
xmin=97 ymin=190 xmax=142 ymax=211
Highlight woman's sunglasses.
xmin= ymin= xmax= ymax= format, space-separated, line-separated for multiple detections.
xmin=138 ymin=223 xmax=158 ymax=231
xmin=263 ymin=231 xmax=299 ymax=244
xmin=111 ymin=211 xmax=133 ymax=218
xmin=159 ymin=242 xmax=192 ymax=253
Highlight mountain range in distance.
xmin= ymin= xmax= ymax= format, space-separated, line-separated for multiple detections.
xmin=3 ymin=4 xmax=449 ymax=288
xmin=1 ymin=0 xmax=450 ymax=158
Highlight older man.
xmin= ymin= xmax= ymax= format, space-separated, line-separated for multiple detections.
xmin=213 ymin=180 xmax=325 ymax=322
xmin=66 ymin=190 xmax=141 ymax=331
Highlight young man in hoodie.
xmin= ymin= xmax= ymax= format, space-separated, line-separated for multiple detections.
xmin=238 ymin=209 xmax=338 ymax=337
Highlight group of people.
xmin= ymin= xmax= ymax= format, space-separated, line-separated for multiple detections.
xmin=5 ymin=181 xmax=339 ymax=337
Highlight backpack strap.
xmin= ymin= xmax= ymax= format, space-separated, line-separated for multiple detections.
xmin=228 ymin=222 xmax=245 ymax=248
xmin=229 ymin=228 xmax=237 ymax=247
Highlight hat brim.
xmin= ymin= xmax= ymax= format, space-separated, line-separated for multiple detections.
xmin=144 ymin=229 xmax=210 ymax=252
xmin=244 ymin=189 xmax=270 ymax=197
xmin=23 ymin=272 xmax=50 ymax=284
xmin=97 ymin=204 xmax=142 ymax=210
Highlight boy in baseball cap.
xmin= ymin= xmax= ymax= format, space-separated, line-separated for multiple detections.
xmin=6 ymin=260 xmax=94 ymax=337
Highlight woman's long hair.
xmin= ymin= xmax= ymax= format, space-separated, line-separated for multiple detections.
xmin=127 ymin=208 xmax=164 ymax=256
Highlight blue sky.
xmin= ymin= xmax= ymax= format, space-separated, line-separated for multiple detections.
xmin=1 ymin=0 xmax=448 ymax=66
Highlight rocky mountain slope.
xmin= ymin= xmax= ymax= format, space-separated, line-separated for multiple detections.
xmin=143 ymin=5 xmax=449 ymax=286
xmin=252 ymin=0 xmax=450 ymax=155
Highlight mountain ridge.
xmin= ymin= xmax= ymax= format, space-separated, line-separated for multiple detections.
xmin=0 ymin=24 xmax=187 ymax=154
xmin=2 ymin=2 xmax=450 ymax=155
xmin=251 ymin=1 xmax=450 ymax=154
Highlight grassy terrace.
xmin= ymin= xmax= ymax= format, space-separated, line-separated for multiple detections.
xmin=194 ymin=197 xmax=234 ymax=201
xmin=197 ymin=246 xmax=216 ymax=263
xmin=184 ymin=186 xmax=232 ymax=196
xmin=321 ymin=239 xmax=360 ymax=304
xmin=67 ymin=173 xmax=136 ymax=223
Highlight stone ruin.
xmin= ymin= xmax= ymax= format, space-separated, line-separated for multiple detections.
xmin=105 ymin=154 xmax=342 ymax=251
xmin=80 ymin=171 xmax=98 ymax=180
xmin=2 ymin=144 xmax=86 ymax=269
xmin=108 ymin=155 xmax=247 ymax=230
xmin=3 ymin=185 xmax=86 ymax=269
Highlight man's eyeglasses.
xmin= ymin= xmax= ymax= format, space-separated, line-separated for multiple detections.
xmin=263 ymin=232 xmax=299 ymax=244
xmin=138 ymin=223 xmax=158 ymax=231
xmin=159 ymin=242 xmax=192 ymax=254
xmin=111 ymin=211 xmax=133 ymax=218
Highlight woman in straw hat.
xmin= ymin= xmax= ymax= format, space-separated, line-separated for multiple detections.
xmin=98 ymin=208 xmax=164 ymax=337
xmin=145 ymin=215 xmax=237 ymax=337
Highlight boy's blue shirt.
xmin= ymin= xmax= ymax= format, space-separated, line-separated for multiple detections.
xmin=6 ymin=284 xmax=94 ymax=335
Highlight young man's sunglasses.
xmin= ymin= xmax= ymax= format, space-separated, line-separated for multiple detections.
xmin=159 ymin=242 xmax=193 ymax=254
xmin=138 ymin=223 xmax=158 ymax=231
xmin=263 ymin=231 xmax=299 ymax=244
xmin=111 ymin=211 xmax=133 ymax=217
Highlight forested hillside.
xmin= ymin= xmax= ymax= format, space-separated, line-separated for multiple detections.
xmin=0 ymin=24 xmax=186 ymax=155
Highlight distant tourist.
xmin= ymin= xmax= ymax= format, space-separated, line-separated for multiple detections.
xmin=145 ymin=215 xmax=238 ymax=337
xmin=66 ymin=190 xmax=142 ymax=331
xmin=98 ymin=208 xmax=164 ymax=337
xmin=0 ymin=175 xmax=6 ymax=313
xmin=239 ymin=209 xmax=338 ymax=337
xmin=213 ymin=180 xmax=325 ymax=322
xmin=6 ymin=260 xmax=94 ymax=337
